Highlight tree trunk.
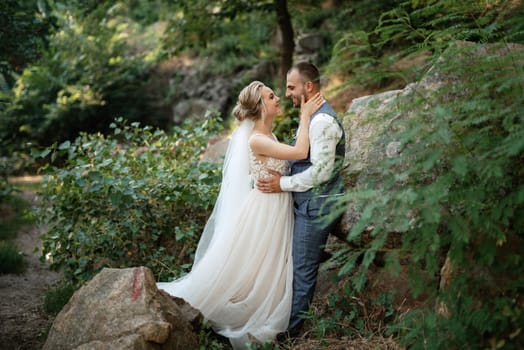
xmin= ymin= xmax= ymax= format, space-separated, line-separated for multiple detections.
xmin=274 ymin=0 xmax=294 ymax=91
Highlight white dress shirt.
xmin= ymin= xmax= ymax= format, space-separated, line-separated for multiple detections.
xmin=280 ymin=111 xmax=343 ymax=192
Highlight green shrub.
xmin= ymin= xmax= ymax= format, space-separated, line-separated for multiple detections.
xmin=327 ymin=0 xmax=524 ymax=90
xmin=0 ymin=187 xmax=31 ymax=275
xmin=0 ymin=176 xmax=14 ymax=206
xmin=0 ymin=192 xmax=33 ymax=241
xmin=197 ymin=323 xmax=230 ymax=350
xmin=337 ymin=36 xmax=523 ymax=350
xmin=35 ymin=115 xmax=224 ymax=286
xmin=44 ymin=283 xmax=76 ymax=316
xmin=382 ymin=42 xmax=524 ymax=349
xmin=328 ymin=1 xmax=524 ymax=348
xmin=0 ymin=241 xmax=27 ymax=274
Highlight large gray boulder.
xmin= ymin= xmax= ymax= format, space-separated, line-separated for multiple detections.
xmin=338 ymin=43 xmax=465 ymax=235
xmin=43 ymin=267 xmax=200 ymax=350
xmin=338 ymin=41 xmax=524 ymax=236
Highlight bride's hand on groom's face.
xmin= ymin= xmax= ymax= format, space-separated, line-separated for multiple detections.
xmin=300 ymin=92 xmax=323 ymax=119
xmin=256 ymin=169 xmax=282 ymax=193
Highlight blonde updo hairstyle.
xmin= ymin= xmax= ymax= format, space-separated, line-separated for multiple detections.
xmin=232 ymin=81 xmax=265 ymax=122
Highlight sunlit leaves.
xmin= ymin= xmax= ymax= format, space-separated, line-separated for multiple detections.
xmin=35 ymin=115 xmax=224 ymax=286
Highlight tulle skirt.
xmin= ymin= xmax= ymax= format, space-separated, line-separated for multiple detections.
xmin=157 ymin=189 xmax=293 ymax=349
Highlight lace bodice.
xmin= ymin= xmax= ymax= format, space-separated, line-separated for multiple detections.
xmin=248 ymin=135 xmax=289 ymax=182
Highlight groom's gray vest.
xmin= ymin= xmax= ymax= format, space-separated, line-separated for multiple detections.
xmin=290 ymin=102 xmax=345 ymax=203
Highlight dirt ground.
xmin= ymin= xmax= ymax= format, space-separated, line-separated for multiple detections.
xmin=0 ymin=183 xmax=61 ymax=350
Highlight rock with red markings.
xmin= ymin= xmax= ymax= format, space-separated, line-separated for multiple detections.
xmin=43 ymin=267 xmax=200 ymax=350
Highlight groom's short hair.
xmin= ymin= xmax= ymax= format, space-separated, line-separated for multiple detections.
xmin=291 ymin=61 xmax=321 ymax=90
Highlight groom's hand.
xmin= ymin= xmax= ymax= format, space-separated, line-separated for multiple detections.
xmin=257 ymin=169 xmax=282 ymax=193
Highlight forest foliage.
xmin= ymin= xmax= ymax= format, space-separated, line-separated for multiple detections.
xmin=34 ymin=116 xmax=223 ymax=284
xmin=337 ymin=42 xmax=524 ymax=349
xmin=1 ymin=0 xmax=524 ymax=349
xmin=325 ymin=1 xmax=524 ymax=348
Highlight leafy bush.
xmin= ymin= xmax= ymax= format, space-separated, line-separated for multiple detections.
xmin=35 ymin=115 xmax=224 ymax=286
xmin=0 ymin=185 xmax=32 ymax=274
xmin=0 ymin=190 xmax=33 ymax=241
xmin=44 ymin=283 xmax=76 ymax=316
xmin=328 ymin=0 xmax=524 ymax=90
xmin=327 ymin=1 xmax=524 ymax=348
xmin=387 ymin=42 xmax=523 ymax=350
xmin=0 ymin=175 xmax=14 ymax=205
xmin=0 ymin=241 xmax=27 ymax=274
xmin=334 ymin=27 xmax=524 ymax=350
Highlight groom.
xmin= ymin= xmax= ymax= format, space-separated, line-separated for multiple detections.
xmin=257 ymin=61 xmax=346 ymax=337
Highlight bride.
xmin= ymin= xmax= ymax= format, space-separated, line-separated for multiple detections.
xmin=157 ymin=81 xmax=322 ymax=349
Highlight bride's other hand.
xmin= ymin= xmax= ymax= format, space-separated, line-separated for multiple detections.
xmin=299 ymin=93 xmax=323 ymax=124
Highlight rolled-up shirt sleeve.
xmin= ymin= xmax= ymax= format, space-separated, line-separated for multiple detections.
xmin=280 ymin=113 xmax=343 ymax=192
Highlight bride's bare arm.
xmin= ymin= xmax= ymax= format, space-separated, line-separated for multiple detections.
xmin=249 ymin=93 xmax=322 ymax=161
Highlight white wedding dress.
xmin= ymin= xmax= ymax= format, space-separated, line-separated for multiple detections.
xmin=157 ymin=135 xmax=294 ymax=349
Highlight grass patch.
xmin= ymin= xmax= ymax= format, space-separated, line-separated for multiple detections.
xmin=0 ymin=193 xmax=34 ymax=241
xmin=0 ymin=183 xmax=39 ymax=274
xmin=44 ymin=283 xmax=76 ymax=315
xmin=0 ymin=240 xmax=27 ymax=274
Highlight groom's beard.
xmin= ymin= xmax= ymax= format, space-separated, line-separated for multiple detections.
xmin=293 ymin=93 xmax=307 ymax=108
